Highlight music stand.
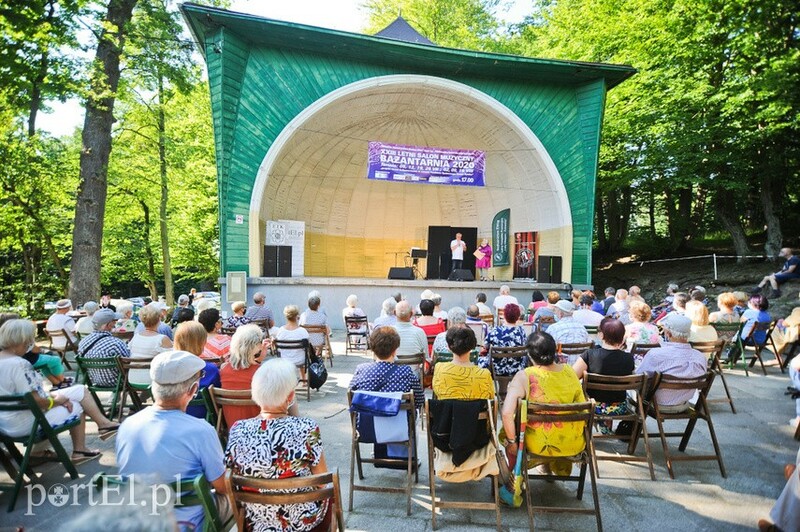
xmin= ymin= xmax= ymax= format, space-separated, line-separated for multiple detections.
xmin=408 ymin=248 xmax=427 ymax=279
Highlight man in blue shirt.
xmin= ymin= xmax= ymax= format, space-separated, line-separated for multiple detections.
xmin=756 ymin=248 xmax=799 ymax=298
xmin=116 ymin=350 xmax=229 ymax=529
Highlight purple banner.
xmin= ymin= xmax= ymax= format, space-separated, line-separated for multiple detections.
xmin=367 ymin=141 xmax=485 ymax=187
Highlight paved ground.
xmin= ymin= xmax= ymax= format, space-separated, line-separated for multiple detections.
xmin=1 ymin=335 xmax=796 ymax=531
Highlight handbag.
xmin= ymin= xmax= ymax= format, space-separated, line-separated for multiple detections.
xmin=307 ymin=351 xmax=328 ymax=390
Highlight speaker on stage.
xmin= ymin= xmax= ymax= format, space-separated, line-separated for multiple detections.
xmin=448 ymin=269 xmax=475 ymax=282
xmin=388 ymin=267 xmax=415 ymax=280
xmin=264 ymin=245 xmax=292 ymax=277
xmin=537 ymin=255 xmax=562 ymax=284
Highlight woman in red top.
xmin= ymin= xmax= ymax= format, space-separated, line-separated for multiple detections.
xmin=413 ymin=299 xmax=446 ymax=355
xmin=219 ymin=324 xmax=273 ymax=428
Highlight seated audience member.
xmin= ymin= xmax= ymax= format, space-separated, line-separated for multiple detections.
xmin=175 ymin=307 xmax=195 ymax=326
xmin=116 ymin=350 xmax=228 ymax=530
xmin=605 ymin=289 xmax=630 ymax=322
xmin=134 ymin=302 xmax=173 ymax=340
xmin=245 ymin=292 xmax=275 ymax=328
xmin=532 ymin=291 xmax=560 ymax=322
xmin=219 ymin=324 xmax=275 ymax=427
xmin=528 ymin=290 xmax=547 ymax=312
xmin=99 ymin=292 xmax=116 ymax=312
xmin=465 ymin=305 xmax=490 ymax=342
xmin=432 ymin=294 xmax=448 ymax=321
xmin=171 ymin=294 xmax=191 ymax=326
xmin=690 ymin=286 xmax=708 ymax=304
xmin=636 ymin=314 xmax=707 ymax=410
xmin=625 ymin=301 xmax=661 ymax=349
xmin=299 ymin=295 xmax=330 ymax=353
xmin=759 ymin=447 xmax=800 ymax=532
xmin=686 ymin=300 xmax=718 ymax=343
xmin=225 ymin=358 xmax=330 ymax=531
xmin=479 ymin=303 xmax=528 ymax=376
xmin=46 ymin=299 xmax=77 ymax=348
xmin=274 ymin=305 xmax=310 ymax=382
xmin=573 ymin=318 xmax=635 ymax=432
xmin=738 ymin=294 xmax=772 ymax=348
xmin=502 ymin=331 xmax=586 ymax=476
xmin=350 ymin=327 xmax=424 ymax=409
xmin=113 ymin=302 xmax=136 ymax=333
xmin=656 ymin=292 xmax=688 ymax=323
xmin=546 ymin=300 xmax=591 ymax=346
xmin=0 ymin=319 xmax=119 ymax=462
xmin=342 ymin=294 xmax=368 ymax=343
xmin=475 ymin=292 xmax=493 ymax=316
xmin=732 ymin=291 xmax=749 ymax=316
xmin=433 ymin=327 xmax=494 ymax=400
xmin=198 ymin=308 xmax=231 ymax=360
xmin=413 ymin=299 xmax=446 ymax=343
xmin=193 ymin=298 xmax=215 ymax=316
xmin=709 ymin=292 xmax=739 ymax=324
xmin=755 ymin=247 xmax=800 ymax=298
xmin=372 ymin=298 xmax=398 ymax=328
xmin=601 ymin=287 xmax=616 ymax=313
xmin=225 ymin=301 xmax=251 ymax=329
xmin=0 ymin=313 xmax=70 ymax=388
xmin=432 ymin=307 xmax=468 ymax=354
xmin=392 ymin=301 xmax=428 ymax=356
xmin=173 ymin=321 xmax=221 ymax=420
xmin=78 ymin=309 xmax=131 ymax=386
xmin=570 ymin=289 xmax=583 ymax=309
xmin=392 ymin=291 xmax=403 ymax=303
xmin=75 ymin=301 xmax=99 ymax=336
xmin=493 ymin=285 xmax=519 ymax=311
xmin=790 ymin=355 xmax=800 ymax=429
xmin=128 ymin=303 xmax=173 ymax=387
xmin=628 ymin=285 xmax=645 ymax=304
xmin=651 ymin=283 xmax=679 ymax=317
xmin=574 ymin=294 xmax=603 ymax=327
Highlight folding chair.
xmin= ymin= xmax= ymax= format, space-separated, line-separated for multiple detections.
xmin=347 ymin=390 xmax=418 ymax=515
xmin=205 ymin=385 xmax=256 ymax=446
xmin=535 ymin=315 xmax=556 ymax=332
xmin=729 ymin=321 xmax=775 ymax=376
xmin=116 ymin=357 xmax=151 ymax=421
xmin=558 ymin=342 xmax=594 ymax=365
xmin=0 ymin=392 xmax=81 ymax=512
xmin=220 ymin=326 xmax=237 ymax=336
xmin=488 ymin=345 xmax=530 ymax=404
xmin=582 ymin=373 xmax=655 ymax=480
xmin=467 ymin=322 xmax=486 ymax=345
xmin=425 ymin=398 xmax=502 ymax=531
xmin=302 ymin=324 xmax=334 ymax=367
xmin=690 ymin=340 xmax=736 ymax=413
xmin=273 ymin=338 xmax=313 ymax=402
xmin=111 ymin=330 xmax=134 ymax=343
xmin=75 ymin=355 xmax=124 ymax=419
xmin=45 ymin=328 xmax=76 ymax=370
xmin=521 ymin=399 xmax=602 ymax=531
xmin=497 ymin=308 xmax=505 ymax=326
xmin=630 ymin=342 xmax=661 ymax=366
xmin=479 ymin=313 xmax=494 ymax=327
xmin=225 ymin=469 xmax=345 ymax=532
xmin=645 ymin=371 xmax=726 ymax=479
xmin=395 ymin=352 xmax=426 ymax=387
xmin=93 ymin=472 xmax=231 ymax=532
xmin=344 ymin=315 xmax=370 ymax=355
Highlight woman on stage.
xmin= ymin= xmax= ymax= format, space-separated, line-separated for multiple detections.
xmin=476 ymin=238 xmax=492 ymax=281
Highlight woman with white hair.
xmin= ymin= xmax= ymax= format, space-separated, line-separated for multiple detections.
xmin=274 ymin=305 xmax=310 ymax=382
xmin=432 ymin=307 xmax=468 ymax=354
xmin=225 ymin=358 xmax=330 ymax=531
xmin=0 ymin=319 xmax=119 ymax=461
xmin=373 ymin=297 xmax=397 ymax=327
xmin=113 ymin=302 xmax=136 ymax=333
xmin=128 ymin=304 xmax=172 ymax=386
xmin=299 ymin=295 xmax=329 ymax=352
xmin=224 ymin=301 xmax=251 ymax=329
xmin=75 ymin=301 xmax=99 ymax=336
xmin=342 ymin=294 xmax=368 ymax=345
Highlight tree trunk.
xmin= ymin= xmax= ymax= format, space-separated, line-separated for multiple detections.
xmin=27 ymin=0 xmax=56 ymax=136
xmin=761 ymin=174 xmax=783 ymax=261
xmin=714 ymin=189 xmax=751 ymax=262
xmin=595 ymin=192 xmax=608 ymax=253
xmin=69 ymin=0 xmax=138 ymax=306
xmin=648 ymin=189 xmax=656 ymax=239
xmin=157 ymin=76 xmax=174 ymax=306
xmin=139 ymin=199 xmax=159 ymax=301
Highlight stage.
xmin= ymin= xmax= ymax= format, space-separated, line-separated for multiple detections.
xmin=220 ymin=276 xmax=592 ymax=330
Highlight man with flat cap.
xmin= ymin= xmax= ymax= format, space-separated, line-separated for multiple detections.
xmin=116 ymin=350 xmax=229 ymax=529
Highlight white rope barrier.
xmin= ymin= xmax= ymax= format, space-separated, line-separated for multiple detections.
xmin=636 ymin=254 xmax=769 ymax=280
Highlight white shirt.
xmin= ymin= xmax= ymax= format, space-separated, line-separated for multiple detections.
xmin=493 ymin=294 xmax=519 ymax=310
xmin=573 ymin=308 xmax=603 ymax=327
xmin=450 ymin=239 xmax=466 ymax=260
xmin=476 ymin=302 xmax=493 ymax=315
xmin=46 ymin=312 xmax=77 ymax=348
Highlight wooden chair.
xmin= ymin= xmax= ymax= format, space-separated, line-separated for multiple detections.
xmin=347 ymin=390 xmax=418 ymax=515
xmin=584 ymin=325 xmax=599 ymax=336
xmin=111 ymin=330 xmax=134 ymax=343
xmin=205 ymin=385 xmax=256 ymax=446
xmin=273 ymin=338 xmax=313 ymax=402
xmin=301 ymin=324 xmax=334 ymax=367
xmin=466 ymin=322 xmax=486 ymax=345
xmin=690 ymin=340 xmax=736 ymax=413
xmin=93 ymin=472 xmax=231 ymax=532
xmin=44 ymin=328 xmax=77 ymax=370
xmin=395 ymin=352 xmax=426 ymax=386
xmin=520 ymin=399 xmax=602 ymax=531
xmin=225 ymin=469 xmax=345 ymax=532
xmin=582 ymin=373 xmax=655 ymax=480
xmin=425 ymin=398 xmax=502 ymax=531
xmin=630 ymin=342 xmax=661 ymax=366
xmin=0 ymin=392 xmax=81 ymax=511
xmin=479 ymin=313 xmax=494 ymax=327
xmin=645 ymin=371 xmax=726 ymax=479
xmin=75 ymin=355 xmax=124 ymax=419
xmin=558 ymin=342 xmax=594 ymax=365
xmin=534 ymin=315 xmax=556 ymax=332
xmin=344 ymin=315 xmax=370 ymax=355
xmin=220 ymin=326 xmax=237 ymax=336
xmin=488 ymin=345 xmax=530 ymax=403
xmin=431 ymin=349 xmax=479 ymax=368
xmin=497 ymin=308 xmax=505 ymax=326
xmin=116 ymin=357 xmax=151 ymax=421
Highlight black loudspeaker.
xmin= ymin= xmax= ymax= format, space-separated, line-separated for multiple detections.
xmin=537 ymin=256 xmax=562 ymax=284
xmin=264 ymin=245 xmax=292 ymax=277
xmin=388 ymin=267 xmax=415 ymax=280
xmin=448 ymin=269 xmax=475 ymax=282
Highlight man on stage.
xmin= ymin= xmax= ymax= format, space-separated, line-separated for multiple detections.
xmin=450 ymin=233 xmax=467 ymax=272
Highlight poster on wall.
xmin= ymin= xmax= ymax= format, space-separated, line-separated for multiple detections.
xmin=266 ymin=220 xmax=305 ymax=276
xmin=513 ymin=231 xmax=538 ymax=279
xmin=366 ymin=141 xmax=485 ymax=187
xmin=492 ymin=209 xmax=510 ymax=266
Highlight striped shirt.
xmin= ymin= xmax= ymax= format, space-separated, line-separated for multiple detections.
xmin=636 ymin=342 xmax=707 ymax=406
xmin=78 ymin=331 xmax=131 ymax=387
xmin=392 ymin=322 xmax=428 ymax=356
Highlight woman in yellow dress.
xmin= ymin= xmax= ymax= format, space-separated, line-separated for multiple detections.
xmin=432 ymin=327 xmax=494 ymax=400
xmin=501 ymin=331 xmax=586 ymax=476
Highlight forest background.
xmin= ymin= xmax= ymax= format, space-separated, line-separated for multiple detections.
xmin=1 ymin=0 xmax=797 ymax=316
